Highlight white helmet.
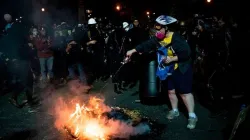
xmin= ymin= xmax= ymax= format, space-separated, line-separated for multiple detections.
xmin=122 ymin=22 xmax=129 ymax=28
xmin=155 ymin=15 xmax=177 ymax=25
xmin=88 ymin=18 xmax=97 ymax=25
xmin=4 ymin=14 xmax=12 ymax=22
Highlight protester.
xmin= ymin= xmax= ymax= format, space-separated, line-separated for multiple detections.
xmin=126 ymin=15 xmax=197 ymax=129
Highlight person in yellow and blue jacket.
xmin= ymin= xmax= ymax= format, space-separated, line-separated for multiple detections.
xmin=126 ymin=15 xmax=197 ymax=129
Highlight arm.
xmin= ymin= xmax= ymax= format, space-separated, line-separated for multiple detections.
xmin=135 ymin=37 xmax=159 ymax=53
xmin=86 ymin=41 xmax=91 ymax=46
xmin=66 ymin=41 xmax=77 ymax=53
xmin=66 ymin=44 xmax=71 ymax=53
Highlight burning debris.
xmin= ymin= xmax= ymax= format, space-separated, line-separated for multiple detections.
xmin=54 ymin=97 xmax=164 ymax=140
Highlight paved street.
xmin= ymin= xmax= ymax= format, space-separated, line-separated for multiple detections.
xmin=0 ymin=79 xmax=227 ymax=140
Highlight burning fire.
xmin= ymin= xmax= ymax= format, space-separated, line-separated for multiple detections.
xmin=54 ymin=96 xmax=150 ymax=140
xmin=63 ymin=97 xmax=111 ymax=140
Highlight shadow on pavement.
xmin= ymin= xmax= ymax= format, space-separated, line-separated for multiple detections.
xmin=1 ymin=129 xmax=37 ymax=140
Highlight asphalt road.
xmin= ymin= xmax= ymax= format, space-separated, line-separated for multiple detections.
xmin=0 ymin=79 xmax=227 ymax=140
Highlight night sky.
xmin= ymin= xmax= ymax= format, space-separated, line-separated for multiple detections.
xmin=0 ymin=0 xmax=239 ymax=25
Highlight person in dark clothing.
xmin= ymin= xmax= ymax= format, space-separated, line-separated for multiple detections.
xmin=7 ymin=50 xmax=34 ymax=109
xmin=28 ymin=27 xmax=40 ymax=82
xmin=195 ymin=23 xmax=213 ymax=82
xmin=104 ymin=27 xmax=124 ymax=94
xmin=129 ymin=19 xmax=149 ymax=47
xmin=0 ymin=53 xmax=10 ymax=94
xmin=125 ymin=19 xmax=149 ymax=88
xmin=111 ymin=22 xmax=132 ymax=94
xmin=84 ymin=18 xmax=105 ymax=81
xmin=52 ymin=30 xmax=67 ymax=85
xmin=0 ymin=21 xmax=37 ymax=112
xmin=126 ymin=15 xmax=197 ymax=129
xmin=66 ymin=38 xmax=88 ymax=86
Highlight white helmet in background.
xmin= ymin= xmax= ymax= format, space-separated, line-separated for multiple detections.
xmin=88 ymin=18 xmax=97 ymax=25
xmin=4 ymin=14 xmax=12 ymax=22
xmin=122 ymin=22 xmax=130 ymax=32
xmin=122 ymin=22 xmax=129 ymax=28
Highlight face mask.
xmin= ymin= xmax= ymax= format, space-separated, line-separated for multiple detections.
xmin=155 ymin=31 xmax=165 ymax=40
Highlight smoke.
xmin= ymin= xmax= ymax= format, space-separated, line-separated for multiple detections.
xmin=52 ymin=96 xmax=150 ymax=139
xmin=67 ymin=80 xmax=92 ymax=96
xmin=31 ymin=0 xmax=77 ymax=25
xmin=105 ymin=119 xmax=151 ymax=138
xmin=41 ymin=80 xmax=150 ymax=139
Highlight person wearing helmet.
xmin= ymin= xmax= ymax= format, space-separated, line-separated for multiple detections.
xmin=4 ymin=14 xmax=14 ymax=32
xmin=88 ymin=18 xmax=97 ymax=25
xmin=85 ymin=18 xmax=104 ymax=81
xmin=122 ymin=22 xmax=130 ymax=32
xmin=126 ymin=15 xmax=197 ymax=129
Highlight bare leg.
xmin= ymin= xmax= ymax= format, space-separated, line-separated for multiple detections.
xmin=180 ymin=93 xmax=195 ymax=113
xmin=168 ymin=89 xmax=178 ymax=110
xmin=167 ymin=89 xmax=180 ymax=119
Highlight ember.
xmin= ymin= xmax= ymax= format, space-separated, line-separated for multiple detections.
xmin=54 ymin=97 xmax=155 ymax=140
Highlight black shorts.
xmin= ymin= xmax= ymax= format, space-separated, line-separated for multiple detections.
xmin=166 ymin=65 xmax=193 ymax=94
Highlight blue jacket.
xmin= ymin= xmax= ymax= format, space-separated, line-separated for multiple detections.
xmin=156 ymin=47 xmax=174 ymax=81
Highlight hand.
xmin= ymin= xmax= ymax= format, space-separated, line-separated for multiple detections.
xmin=89 ymin=40 xmax=97 ymax=45
xmin=126 ymin=49 xmax=136 ymax=58
xmin=28 ymin=43 xmax=33 ymax=47
xmin=192 ymin=31 xmax=197 ymax=36
xmin=162 ymin=56 xmax=172 ymax=64
xmin=68 ymin=41 xmax=77 ymax=45
xmin=66 ymin=45 xmax=72 ymax=53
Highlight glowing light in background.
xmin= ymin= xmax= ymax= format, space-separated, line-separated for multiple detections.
xmin=116 ymin=5 xmax=121 ymax=11
xmin=41 ymin=8 xmax=45 ymax=12
xmin=86 ymin=9 xmax=92 ymax=14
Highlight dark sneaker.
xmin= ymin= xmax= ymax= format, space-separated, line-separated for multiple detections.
xmin=27 ymin=105 xmax=39 ymax=113
xmin=8 ymin=98 xmax=21 ymax=108
xmin=19 ymin=100 xmax=29 ymax=108
xmin=60 ymin=78 xmax=67 ymax=85
xmin=67 ymin=76 xmax=77 ymax=81
xmin=135 ymin=99 xmax=141 ymax=103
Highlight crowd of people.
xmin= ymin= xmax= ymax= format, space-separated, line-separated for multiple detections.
xmin=0 ymin=13 xmax=240 ymax=130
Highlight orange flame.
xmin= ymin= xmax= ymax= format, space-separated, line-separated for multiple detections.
xmin=61 ymin=97 xmax=111 ymax=140
xmin=54 ymin=96 xmax=149 ymax=140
